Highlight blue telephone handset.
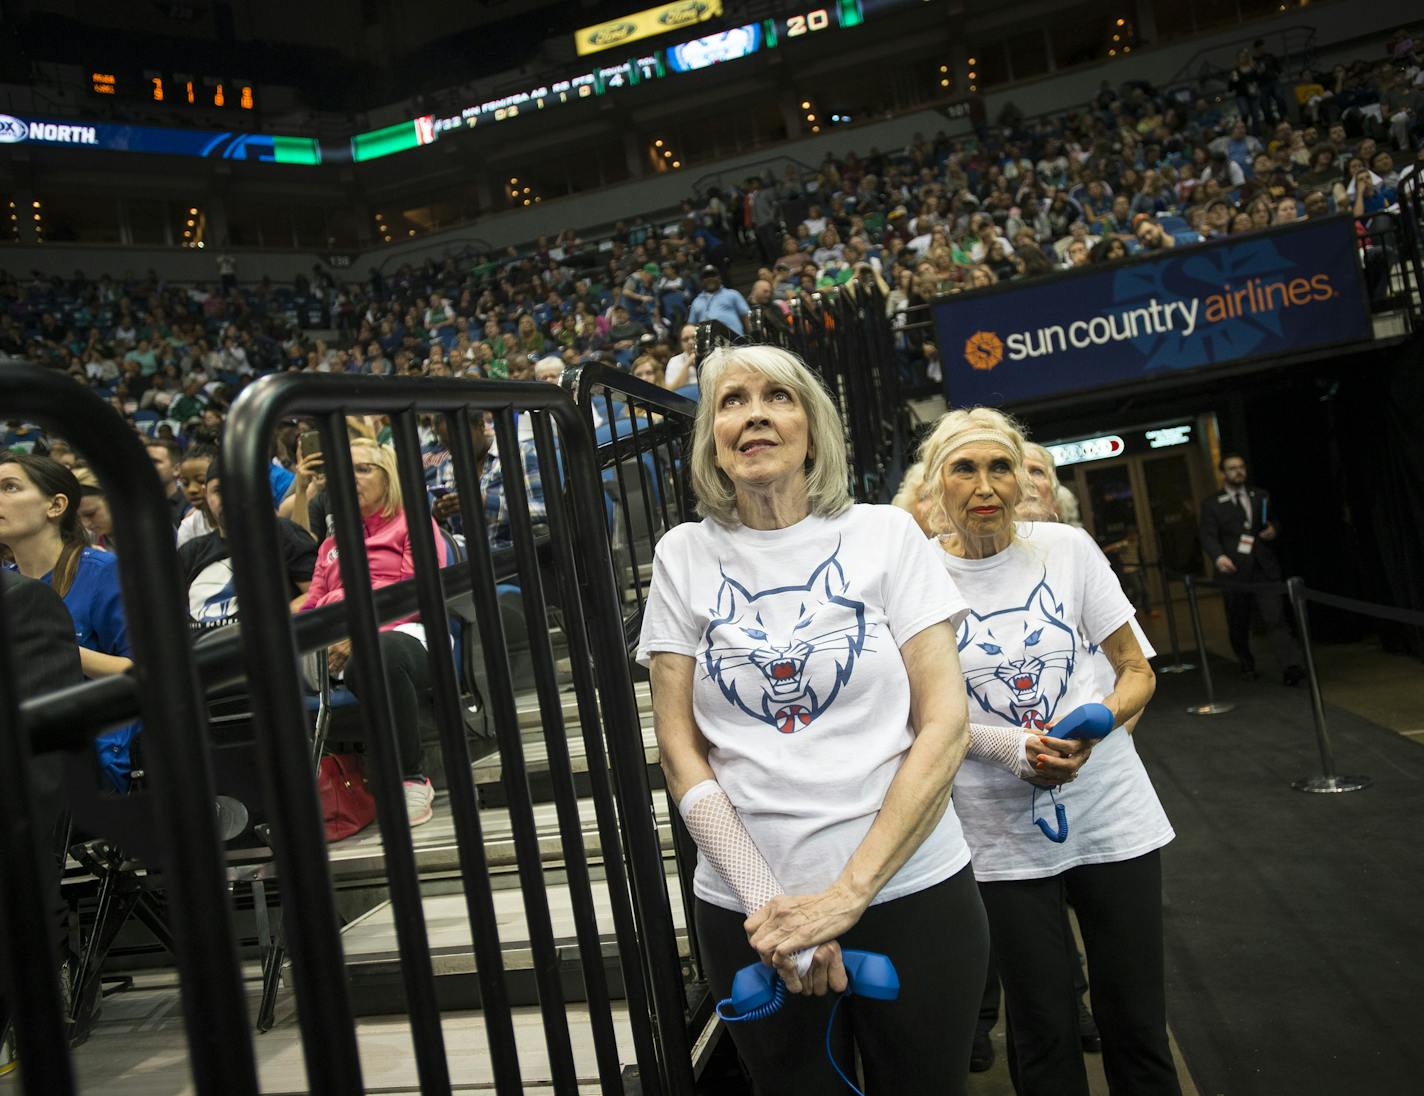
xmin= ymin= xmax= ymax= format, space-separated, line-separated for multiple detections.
xmin=1052 ymin=702 xmax=1114 ymax=741
xmin=717 ymin=949 xmax=899 ymax=1022
xmin=1032 ymin=703 xmax=1114 ymax=843
xmin=716 ymin=950 xmax=900 ymax=1094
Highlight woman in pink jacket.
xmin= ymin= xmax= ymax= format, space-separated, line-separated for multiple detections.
xmin=301 ymin=438 xmax=448 ymax=827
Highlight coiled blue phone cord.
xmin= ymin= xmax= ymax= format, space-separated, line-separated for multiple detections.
xmin=715 ymin=975 xmax=785 ymax=1023
xmin=717 ymin=981 xmax=864 ymax=1094
xmin=1032 ymin=786 xmax=1069 ymax=843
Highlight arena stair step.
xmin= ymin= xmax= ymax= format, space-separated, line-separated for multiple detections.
xmin=68 ymin=967 xmax=640 ymax=1093
xmin=335 ymin=860 xmax=687 ymax=1015
xmin=324 ymin=789 xmax=675 ymax=885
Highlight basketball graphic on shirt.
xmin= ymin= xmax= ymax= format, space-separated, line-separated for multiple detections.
xmin=957 ymin=575 xmax=1077 ymax=729
xmin=701 ymin=544 xmax=872 ymax=734
xmin=965 ymin=330 xmax=1003 ymax=371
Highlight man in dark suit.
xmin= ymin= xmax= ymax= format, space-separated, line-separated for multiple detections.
xmin=0 ymin=570 xmax=86 ymax=1071
xmin=1198 ymin=453 xmax=1304 ymax=684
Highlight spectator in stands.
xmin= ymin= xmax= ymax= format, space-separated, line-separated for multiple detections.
xmin=1097 ymin=194 xmax=1135 ymax=237
xmin=918 ymin=406 xmax=1176 ymax=1096
xmin=607 ymin=306 xmax=646 ymax=359
xmin=640 ymin=344 xmax=988 ymax=1091
xmin=170 ymin=378 xmax=207 ymax=425
xmin=0 ymin=453 xmax=137 ymax=790
xmin=1229 ymin=52 xmax=1270 ymax=132
xmin=176 ymin=444 xmax=217 ymax=547
xmin=72 ymin=471 xmax=115 ymax=552
xmin=1089 ymin=237 xmax=1129 ymax=264
xmin=1302 ymin=189 xmax=1331 ymax=219
xmin=430 ymin=410 xmax=546 ymax=553
xmin=145 ymin=438 xmax=188 ymax=527
xmin=687 ymin=265 xmax=750 ymax=337
xmin=1013 ymin=245 xmax=1056 ymax=281
xmin=299 ymin=438 xmax=448 ymax=827
xmin=1133 ymin=215 xmax=1176 ymax=252
xmin=631 ymin=355 xmax=666 ymax=389
xmin=666 ymin=323 xmax=699 ymax=390
xmin=622 ymin=263 xmax=659 ymax=323
xmin=1252 ymin=38 xmax=1289 ymax=125
xmin=180 ymin=454 xmax=316 ymax=627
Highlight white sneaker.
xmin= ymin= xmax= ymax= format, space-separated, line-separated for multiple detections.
xmin=403 ymin=778 xmax=435 ymax=827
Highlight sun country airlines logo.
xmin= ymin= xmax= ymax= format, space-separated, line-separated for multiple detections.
xmin=964 ymin=330 xmax=1003 ymax=370
xmin=963 ymin=273 xmax=1339 ymax=369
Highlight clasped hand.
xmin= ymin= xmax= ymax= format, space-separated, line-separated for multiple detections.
xmin=1024 ymin=732 xmax=1094 ymax=787
xmin=744 ymin=883 xmax=865 ymax=996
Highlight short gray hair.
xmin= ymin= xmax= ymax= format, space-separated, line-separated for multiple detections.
xmin=690 ymin=345 xmax=852 ymax=526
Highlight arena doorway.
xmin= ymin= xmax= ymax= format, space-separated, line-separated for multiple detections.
xmin=1048 ymin=415 xmax=1220 ymax=613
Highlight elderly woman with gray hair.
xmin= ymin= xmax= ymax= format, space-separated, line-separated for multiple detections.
xmin=637 ymin=345 xmax=989 ymax=1093
xmin=917 ymin=406 xmax=1178 ymax=1096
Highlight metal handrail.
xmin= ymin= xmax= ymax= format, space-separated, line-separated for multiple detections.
xmin=221 ymin=372 xmax=693 ymax=1094
xmin=1163 ymin=24 xmax=1318 ymax=89
xmin=0 ymin=363 xmax=258 ymax=1096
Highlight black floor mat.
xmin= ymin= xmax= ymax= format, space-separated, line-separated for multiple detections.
xmin=1135 ymin=662 xmax=1422 ymax=1096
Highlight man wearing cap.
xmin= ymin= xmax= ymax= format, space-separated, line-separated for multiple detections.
xmin=621 ymin=263 xmax=659 ymax=326
xmin=686 ymin=265 xmax=750 ymax=336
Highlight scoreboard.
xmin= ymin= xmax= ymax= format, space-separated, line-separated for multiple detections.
xmin=89 ymin=69 xmax=256 ymax=111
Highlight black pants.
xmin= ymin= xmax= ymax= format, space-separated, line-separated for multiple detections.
xmin=695 ymin=865 xmax=989 ymax=1096
xmin=978 ymin=851 xmax=1180 ymax=1096
xmin=343 ymin=630 xmax=428 ymax=780
xmin=977 ymin=905 xmax=1089 ymax=1033
xmin=1223 ymin=583 xmax=1299 ymax=672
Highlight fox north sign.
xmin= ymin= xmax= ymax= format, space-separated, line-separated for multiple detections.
xmin=932 ymin=216 xmax=1372 ymax=407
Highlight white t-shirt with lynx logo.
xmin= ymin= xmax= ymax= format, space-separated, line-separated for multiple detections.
xmin=638 ymin=504 xmax=973 ymax=913
xmin=940 ymin=521 xmax=1174 ymax=882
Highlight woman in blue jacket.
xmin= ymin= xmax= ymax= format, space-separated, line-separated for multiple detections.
xmin=0 ymin=451 xmax=137 ymax=790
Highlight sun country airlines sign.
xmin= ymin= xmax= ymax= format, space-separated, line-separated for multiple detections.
xmin=935 ymin=216 xmax=1371 ymax=407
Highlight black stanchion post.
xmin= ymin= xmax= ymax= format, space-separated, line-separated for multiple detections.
xmin=1183 ymin=574 xmax=1236 ymax=716
xmin=1286 ymin=577 xmax=1372 ymax=794
xmin=1155 ymin=560 xmax=1194 ymax=674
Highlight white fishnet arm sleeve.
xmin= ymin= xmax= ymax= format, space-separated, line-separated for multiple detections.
xmin=680 ymin=780 xmax=813 ymax=977
xmin=968 ymin=722 xmax=1039 ymax=781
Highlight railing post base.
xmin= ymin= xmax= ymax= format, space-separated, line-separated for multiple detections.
xmin=1291 ymin=774 xmax=1372 ymax=794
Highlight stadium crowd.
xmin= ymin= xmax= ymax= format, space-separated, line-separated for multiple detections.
xmin=2 ymin=34 xmax=1419 ymax=443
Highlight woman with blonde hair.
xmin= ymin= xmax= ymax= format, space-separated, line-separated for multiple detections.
xmin=299 ymin=438 xmax=449 ymax=826
xmin=638 ymin=345 xmax=989 ymax=1092
xmin=890 ymin=461 xmax=933 ymax=537
xmin=918 ymin=407 xmax=1179 ymax=1096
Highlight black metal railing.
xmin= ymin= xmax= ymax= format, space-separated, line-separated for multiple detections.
xmin=560 ymin=361 xmax=713 ymax=1069
xmin=218 ymin=372 xmax=693 ymax=1095
xmin=0 ymin=364 xmax=259 ymax=1096
xmin=746 ymin=281 xmax=905 ymax=502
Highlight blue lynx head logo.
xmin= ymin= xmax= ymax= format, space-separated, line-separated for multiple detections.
xmin=958 ymin=575 xmax=1077 ymax=729
xmin=702 ymin=544 xmax=870 ymax=734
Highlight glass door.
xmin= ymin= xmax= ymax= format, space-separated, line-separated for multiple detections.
xmin=1081 ymin=461 xmax=1153 ymax=616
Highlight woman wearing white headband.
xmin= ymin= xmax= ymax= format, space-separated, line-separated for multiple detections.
xmin=918 ymin=407 xmax=1179 ymax=1096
